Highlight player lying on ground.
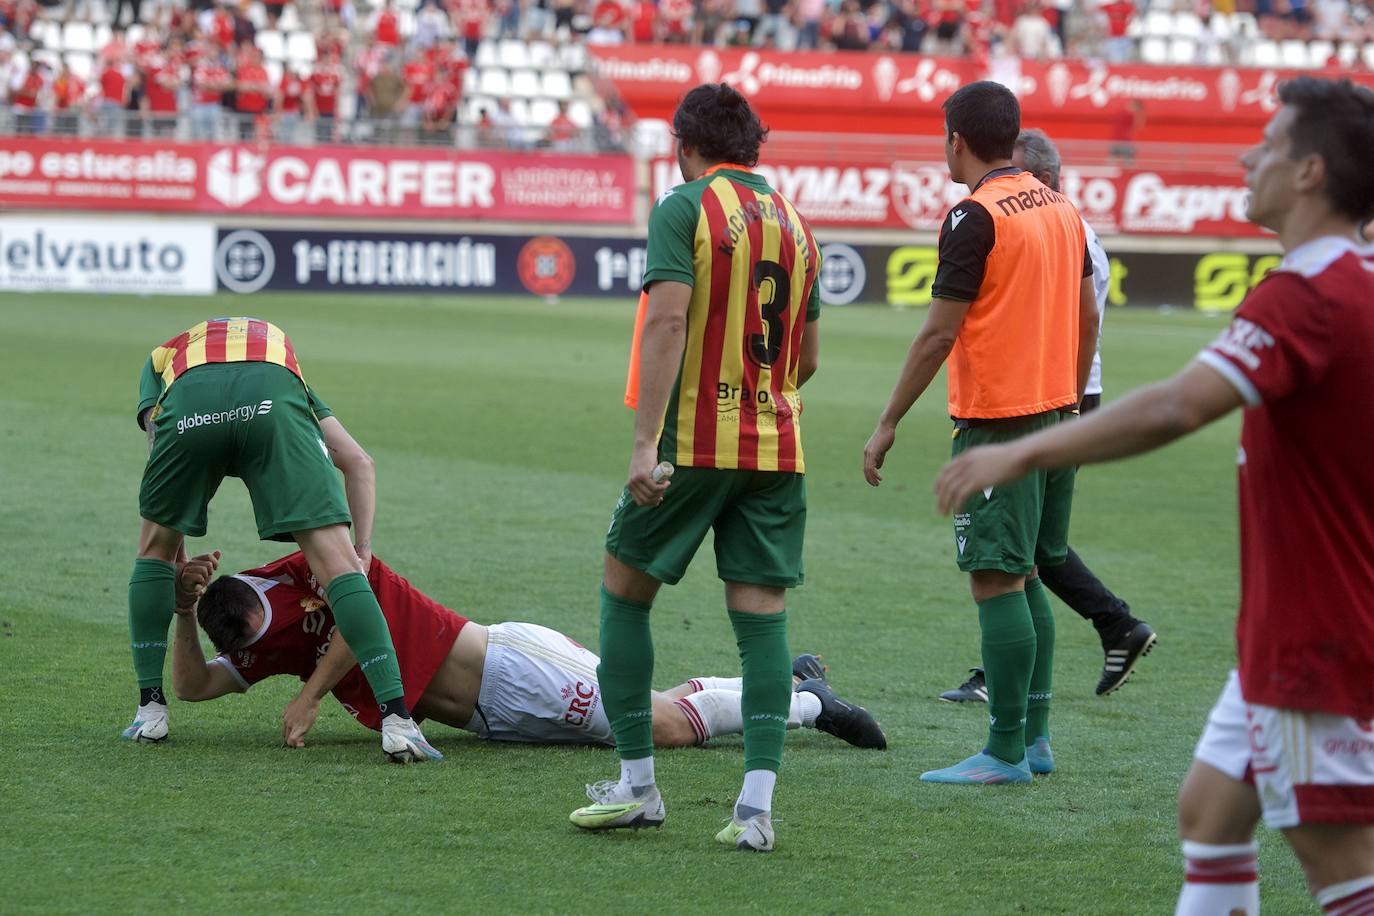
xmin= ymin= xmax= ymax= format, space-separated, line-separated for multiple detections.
xmin=169 ymin=551 xmax=887 ymax=754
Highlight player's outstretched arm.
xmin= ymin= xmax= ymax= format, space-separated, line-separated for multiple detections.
xmin=863 ymin=297 xmax=971 ymax=487
xmin=170 ymin=611 xmax=243 ymax=702
xmin=283 ymin=628 xmax=357 ymax=748
xmin=934 ymin=360 xmax=1246 ymax=514
xmin=319 ymin=416 xmax=376 ymax=566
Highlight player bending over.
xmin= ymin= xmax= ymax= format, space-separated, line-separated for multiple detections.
xmin=169 ymin=551 xmax=887 ymax=757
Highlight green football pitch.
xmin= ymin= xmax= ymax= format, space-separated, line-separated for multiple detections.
xmin=1 ymin=293 xmax=1310 ymax=914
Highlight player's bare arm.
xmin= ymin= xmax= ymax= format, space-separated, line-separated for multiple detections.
xmin=319 ymin=416 xmax=376 ymax=566
xmin=283 ymin=627 xmax=357 ymax=748
xmin=863 ymin=296 xmax=971 ymax=487
xmin=797 ymin=319 xmax=820 ymax=388
xmin=628 ymin=279 xmax=691 ymax=507
xmin=1076 ymin=274 xmax=1100 ymax=404
xmin=935 ymin=360 xmax=1246 ymax=514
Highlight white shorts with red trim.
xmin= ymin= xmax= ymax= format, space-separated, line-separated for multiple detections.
xmin=1194 ymin=670 xmax=1374 ymax=828
xmin=463 ymin=622 xmax=613 ymax=746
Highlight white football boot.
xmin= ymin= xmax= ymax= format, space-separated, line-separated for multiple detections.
xmin=715 ymin=812 xmax=775 ymax=852
xmin=380 ymin=714 xmax=444 ymax=763
xmin=121 ymin=703 xmax=169 ymax=744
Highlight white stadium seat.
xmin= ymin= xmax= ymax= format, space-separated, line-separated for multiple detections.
xmin=507 ymin=98 xmax=530 ymax=123
xmin=498 ymin=39 xmax=530 ymax=69
xmin=1337 ymin=41 xmax=1360 ymax=67
xmin=463 ymin=68 xmax=478 ymax=93
xmin=1139 ymin=36 xmax=1168 ymax=65
xmin=1208 ymin=12 xmax=1234 ymax=39
xmin=527 ymin=41 xmax=555 ymax=67
xmin=286 ymin=31 xmax=317 ymax=63
xmin=265 ymin=59 xmax=283 ymax=85
xmin=567 ymin=99 xmax=592 ymax=128
xmin=1232 ymin=12 xmax=1259 ymax=38
xmin=1307 ymin=39 xmax=1334 ymax=67
xmin=93 ymin=25 xmax=112 ymax=48
xmin=1248 ymin=39 xmax=1280 ymax=67
xmin=29 ymin=20 xmax=61 ymax=51
xmin=256 ymin=30 xmax=286 ymax=61
xmin=1168 ymin=37 xmax=1197 ymax=65
xmin=1144 ymin=10 xmax=1173 ymax=36
xmin=1363 ymin=43 xmax=1374 ymax=70
xmin=277 ymin=5 xmax=302 ymax=31
xmin=62 ymin=22 xmax=95 ymax=53
xmin=528 ymin=98 xmax=558 ymax=126
xmin=541 ymin=69 xmax=572 ymax=100
xmin=479 ymin=67 xmax=509 ymax=96
xmin=508 ymin=69 xmax=540 ymax=97
xmin=1173 ymin=12 xmax=1203 ymax=37
xmin=560 ymin=43 xmax=587 ymax=70
xmin=474 ymin=40 xmax=498 ymax=67
xmin=124 ymin=23 xmax=145 ymax=45
xmin=1280 ymin=39 xmax=1311 ymax=67
xmin=66 ymin=52 xmax=93 ymax=82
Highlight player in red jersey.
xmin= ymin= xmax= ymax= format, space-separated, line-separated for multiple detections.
xmin=168 ymin=552 xmax=884 ymax=754
xmin=934 ymin=77 xmax=1374 ymax=916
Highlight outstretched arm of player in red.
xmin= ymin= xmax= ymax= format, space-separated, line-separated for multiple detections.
xmin=863 ymin=296 xmax=971 ymax=487
xmin=934 ymin=360 xmax=1245 ymax=514
xmin=627 ymin=280 xmax=691 ymax=507
xmin=170 ymin=609 xmax=243 ymax=702
xmin=320 ymin=416 xmax=376 ymax=567
xmin=283 ymin=629 xmax=357 ymax=748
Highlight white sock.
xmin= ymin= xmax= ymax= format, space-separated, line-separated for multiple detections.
xmin=1174 ymin=840 xmax=1259 ymax=916
xmin=793 ymin=691 xmax=821 ymax=728
xmin=677 ymin=690 xmax=815 ymax=743
xmin=736 ymin=769 xmax=777 ymax=816
xmin=619 ymin=756 xmax=655 ymax=792
xmin=685 ymin=676 xmax=743 ymax=693
xmin=1317 ymin=874 xmax=1374 ymax=914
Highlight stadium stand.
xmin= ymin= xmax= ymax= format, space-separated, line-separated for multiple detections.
xmin=0 ymin=0 xmax=1370 ymax=145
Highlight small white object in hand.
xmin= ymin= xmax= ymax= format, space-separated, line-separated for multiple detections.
xmin=652 ymin=462 xmax=675 ymax=483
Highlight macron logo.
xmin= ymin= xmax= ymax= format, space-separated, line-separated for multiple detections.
xmin=950 ymin=209 xmax=967 ymax=231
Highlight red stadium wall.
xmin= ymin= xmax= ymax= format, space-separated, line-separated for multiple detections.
xmin=590 ymin=46 xmax=1374 ymax=145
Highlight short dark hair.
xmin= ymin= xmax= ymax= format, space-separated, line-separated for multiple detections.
xmin=943 ymin=81 xmax=1020 ymax=163
xmin=197 ymin=576 xmax=259 ymax=654
xmin=672 ymin=83 xmax=769 ymax=167
xmin=1278 ymin=77 xmax=1374 ymax=222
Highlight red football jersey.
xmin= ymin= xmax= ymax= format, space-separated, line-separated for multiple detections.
xmin=212 ymin=554 xmax=468 ymax=730
xmin=1197 ymin=236 xmax=1374 ymax=719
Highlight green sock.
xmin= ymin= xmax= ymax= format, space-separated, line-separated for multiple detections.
xmin=728 ymin=609 xmax=791 ymax=775
xmin=1025 ymin=577 xmax=1055 ymax=743
xmin=978 ymin=590 xmax=1036 ymax=765
xmin=325 ymin=572 xmax=403 ymax=705
xmin=128 ymin=558 xmax=176 ymax=690
xmin=596 ymin=586 xmax=655 ymax=761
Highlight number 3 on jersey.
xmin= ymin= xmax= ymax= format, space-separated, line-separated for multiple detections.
xmin=749 ymin=260 xmax=791 ymax=368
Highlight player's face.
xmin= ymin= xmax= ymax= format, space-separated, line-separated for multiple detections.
xmin=1240 ymin=106 xmax=1300 ymax=231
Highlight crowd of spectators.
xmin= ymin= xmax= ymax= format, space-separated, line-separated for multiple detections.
xmin=0 ymin=0 xmax=1369 ymax=144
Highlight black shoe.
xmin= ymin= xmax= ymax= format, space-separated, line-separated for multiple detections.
xmin=792 ymin=653 xmax=828 ymax=686
xmin=1097 ymin=621 xmax=1157 ymax=696
xmin=938 ymin=668 xmax=987 ymax=703
xmin=796 ymin=677 xmax=887 ymax=749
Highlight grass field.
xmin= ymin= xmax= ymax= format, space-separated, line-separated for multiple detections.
xmin=0 ymin=293 xmax=1308 ymax=914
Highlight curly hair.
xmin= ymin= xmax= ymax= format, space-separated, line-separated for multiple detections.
xmin=1277 ymin=77 xmax=1374 ymax=222
xmin=672 ymin=83 xmax=769 ymax=167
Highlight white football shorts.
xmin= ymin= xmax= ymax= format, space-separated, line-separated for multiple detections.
xmin=464 ymin=622 xmax=613 ymax=746
xmin=1194 ymin=670 xmax=1374 ymax=828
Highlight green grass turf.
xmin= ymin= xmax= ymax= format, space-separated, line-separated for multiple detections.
xmin=0 ymin=293 xmax=1308 ymax=914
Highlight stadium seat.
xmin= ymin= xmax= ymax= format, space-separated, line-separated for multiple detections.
xmin=257 ymin=30 xmax=286 ymax=61
xmin=541 ymin=70 xmax=572 ymax=100
xmin=498 ymin=39 xmax=530 ymax=69
xmin=508 ymin=69 xmax=540 ymax=96
xmin=29 ymin=20 xmax=61 ymax=51
xmin=286 ymin=31 xmax=317 ymax=63
xmin=567 ymin=99 xmax=593 ymax=128
xmin=1139 ymin=36 xmax=1168 ymax=64
xmin=62 ymin=22 xmax=96 ymax=54
xmin=1279 ymin=39 xmax=1310 ymax=67
xmin=1363 ymin=43 xmax=1374 ymax=69
xmin=1337 ymin=41 xmax=1360 ymax=67
xmin=1173 ymin=11 xmax=1203 ymax=37
xmin=93 ymin=25 xmax=112 ymax=49
xmin=1201 ymin=41 xmax=1227 ymax=65
xmin=1307 ymin=39 xmax=1334 ymax=67
xmin=474 ymin=40 xmax=498 ymax=67
xmin=463 ymin=67 xmax=478 ymax=93
xmin=1208 ymin=12 xmax=1234 ymax=40
xmin=265 ymin=59 xmax=283 ymax=85
xmin=1232 ymin=12 xmax=1259 ymax=38
xmin=479 ymin=67 xmax=509 ymax=96
xmin=527 ymin=40 xmax=555 ymax=67
xmin=560 ymin=43 xmax=587 ymax=70
xmin=1144 ymin=10 xmax=1173 ymax=36
xmin=125 ymin=23 xmax=144 ymax=45
xmin=1248 ymin=39 xmax=1280 ymax=66
xmin=66 ymin=52 xmax=93 ymax=82
xmin=277 ymin=5 xmax=302 ymax=31
xmin=528 ymin=97 xmax=558 ymax=126
xmin=1168 ymin=37 xmax=1197 ymax=64
xmin=399 ymin=10 xmax=417 ymax=38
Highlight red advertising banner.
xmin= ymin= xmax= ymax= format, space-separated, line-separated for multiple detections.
xmin=593 ymin=46 xmax=1374 ymax=142
xmin=651 ymin=157 xmax=1261 ymax=237
xmin=0 ymin=138 xmax=637 ymax=222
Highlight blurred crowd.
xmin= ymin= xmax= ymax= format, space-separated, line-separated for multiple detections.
xmin=0 ymin=0 xmax=1369 ymax=144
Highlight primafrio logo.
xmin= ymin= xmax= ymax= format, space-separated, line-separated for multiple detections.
xmin=206 ymin=148 xmax=266 ymax=208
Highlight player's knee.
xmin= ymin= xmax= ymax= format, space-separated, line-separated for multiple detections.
xmin=651 ymin=703 xmax=696 ymax=748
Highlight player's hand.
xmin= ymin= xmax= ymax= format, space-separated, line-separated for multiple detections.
xmin=934 ymin=444 xmax=1028 ymax=515
xmin=626 ymin=444 xmax=668 ymax=507
xmin=174 ymin=550 xmax=221 ymax=614
xmin=353 ymin=541 xmax=372 ymax=570
xmin=863 ymin=423 xmax=896 ymax=487
xmin=282 ymin=692 xmax=321 ymax=748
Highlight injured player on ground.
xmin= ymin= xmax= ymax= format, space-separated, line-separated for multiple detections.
xmin=169 ymin=551 xmax=887 ymax=753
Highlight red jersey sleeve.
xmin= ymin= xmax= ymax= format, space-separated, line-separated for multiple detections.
xmin=1197 ymin=272 xmax=1333 ymax=407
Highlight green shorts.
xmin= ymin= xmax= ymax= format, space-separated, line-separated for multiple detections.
xmin=139 ymin=362 xmax=350 ymax=541
xmin=605 ymin=465 xmax=806 ymax=588
xmin=950 ymin=411 xmax=1076 ymax=576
